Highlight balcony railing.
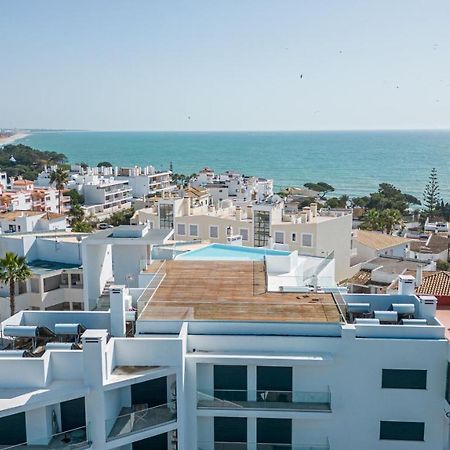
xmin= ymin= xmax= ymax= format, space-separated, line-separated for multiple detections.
xmin=1 ymin=425 xmax=90 ymax=450
xmin=197 ymin=389 xmax=331 ymax=412
xmin=198 ymin=442 xmax=330 ymax=450
xmin=106 ymin=402 xmax=176 ymax=441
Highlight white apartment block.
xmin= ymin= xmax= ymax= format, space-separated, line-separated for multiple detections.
xmin=133 ymin=195 xmax=353 ymax=282
xmin=0 ymin=211 xmax=67 ymax=234
xmin=81 ymin=177 xmax=133 ymax=220
xmin=192 ymin=168 xmax=273 ymax=204
xmin=0 ymin=231 xmax=87 ymax=320
xmin=0 ymin=249 xmax=449 ymax=450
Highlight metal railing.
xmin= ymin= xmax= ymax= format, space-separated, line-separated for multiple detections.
xmin=106 ymin=402 xmax=177 ymax=441
xmin=197 ymin=389 xmax=331 ymax=412
xmin=0 ymin=425 xmax=90 ymax=450
xmin=136 ymin=260 xmax=167 ymax=318
xmin=198 ymin=442 xmax=330 ymax=450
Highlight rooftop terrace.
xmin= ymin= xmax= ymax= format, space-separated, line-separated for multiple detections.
xmin=139 ymin=260 xmax=342 ymax=323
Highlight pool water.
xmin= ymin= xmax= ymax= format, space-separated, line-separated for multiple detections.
xmin=176 ymin=243 xmax=290 ymax=261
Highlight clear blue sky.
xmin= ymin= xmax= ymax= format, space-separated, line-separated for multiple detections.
xmin=1 ymin=0 xmax=449 ymax=131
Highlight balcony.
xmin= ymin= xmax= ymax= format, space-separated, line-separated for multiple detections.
xmin=197 ymin=389 xmax=331 ymax=412
xmin=106 ymin=402 xmax=176 ymax=441
xmin=2 ymin=426 xmax=90 ymax=450
xmin=199 ymin=443 xmax=330 ymax=450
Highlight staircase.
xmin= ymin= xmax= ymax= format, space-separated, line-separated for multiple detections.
xmin=95 ymin=280 xmax=114 ymax=311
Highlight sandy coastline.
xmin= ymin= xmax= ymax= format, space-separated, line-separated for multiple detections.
xmin=0 ymin=132 xmax=29 ymax=147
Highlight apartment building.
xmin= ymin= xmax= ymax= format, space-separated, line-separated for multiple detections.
xmin=192 ymin=168 xmax=273 ymax=204
xmin=133 ymin=195 xmax=353 ymax=281
xmin=0 ymin=231 xmax=87 ymax=320
xmin=82 ymin=177 xmax=133 ymax=220
xmin=0 ymin=211 xmax=67 ymax=234
xmin=0 ymin=253 xmax=448 ymax=450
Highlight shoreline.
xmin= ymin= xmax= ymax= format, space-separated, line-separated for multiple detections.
xmin=0 ymin=132 xmax=30 ymax=147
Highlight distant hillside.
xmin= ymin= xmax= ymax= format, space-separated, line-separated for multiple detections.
xmin=0 ymin=144 xmax=67 ymax=180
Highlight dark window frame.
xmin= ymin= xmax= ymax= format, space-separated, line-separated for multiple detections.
xmin=382 ymin=369 xmax=427 ymax=390
xmin=380 ymin=421 xmax=425 ymax=442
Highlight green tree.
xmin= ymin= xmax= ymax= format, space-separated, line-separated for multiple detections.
xmin=423 ymin=168 xmax=441 ymax=219
xmin=380 ymin=208 xmax=403 ymax=234
xmin=326 ymin=194 xmax=349 ymax=209
xmin=50 ymin=167 xmax=69 ymax=214
xmin=69 ymin=204 xmax=85 ymax=224
xmin=107 ymin=208 xmax=135 ymax=226
xmin=71 ymin=220 xmax=94 ymax=233
xmin=66 ymin=189 xmax=84 ymax=206
xmin=437 ymin=260 xmax=450 ymax=271
xmin=0 ymin=252 xmax=32 ymax=316
xmin=361 ymin=209 xmax=382 ymax=231
xmin=97 ymin=161 xmax=113 ymax=167
xmin=304 ymin=182 xmax=335 ymax=199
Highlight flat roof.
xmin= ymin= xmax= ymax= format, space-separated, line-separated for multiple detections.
xmin=140 ymin=260 xmax=341 ymax=323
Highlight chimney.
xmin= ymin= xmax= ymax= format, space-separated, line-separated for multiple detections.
xmin=398 ymin=274 xmax=415 ymax=296
xmin=302 ymin=206 xmax=311 ymax=222
xmin=300 ymin=212 xmax=308 ymax=224
xmin=109 ymin=285 xmax=128 ymax=337
xmin=310 ymin=203 xmax=318 ymax=218
xmin=235 ymin=206 xmax=242 ymax=221
xmin=246 ymin=204 xmax=253 ymax=219
xmin=418 ymin=295 xmax=437 ymax=320
xmin=415 ymin=266 xmax=423 ymax=287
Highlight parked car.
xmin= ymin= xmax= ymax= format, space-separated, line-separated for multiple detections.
xmin=98 ymin=223 xmax=113 ymax=230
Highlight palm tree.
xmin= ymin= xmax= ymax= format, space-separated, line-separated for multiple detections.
xmin=0 ymin=252 xmax=32 ymax=317
xmin=380 ymin=208 xmax=403 ymax=234
xmin=361 ymin=209 xmax=381 ymax=231
xmin=50 ymin=167 xmax=69 ymax=214
xmin=69 ymin=204 xmax=85 ymax=224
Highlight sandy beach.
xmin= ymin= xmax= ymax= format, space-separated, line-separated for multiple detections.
xmin=0 ymin=132 xmax=29 ymax=147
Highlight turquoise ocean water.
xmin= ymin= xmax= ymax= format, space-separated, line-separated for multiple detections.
xmin=16 ymin=130 xmax=450 ymax=199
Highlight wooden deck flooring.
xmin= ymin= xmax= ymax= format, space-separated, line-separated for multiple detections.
xmin=140 ymin=261 xmax=341 ymax=323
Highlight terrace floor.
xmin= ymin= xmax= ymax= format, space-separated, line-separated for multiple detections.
xmin=140 ymin=261 xmax=341 ymax=323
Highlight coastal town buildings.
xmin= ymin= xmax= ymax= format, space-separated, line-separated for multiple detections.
xmin=132 ymin=192 xmax=353 ymax=282
xmin=0 ymin=211 xmax=67 ymax=234
xmin=0 ymin=174 xmax=68 ymax=214
xmin=0 ymin=244 xmax=449 ymax=450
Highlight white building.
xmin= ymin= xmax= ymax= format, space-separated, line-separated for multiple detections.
xmin=0 ymin=231 xmax=88 ymax=320
xmin=133 ymin=195 xmax=353 ymax=282
xmin=0 ymin=257 xmax=448 ymax=450
xmin=0 ymin=211 xmax=67 ymax=234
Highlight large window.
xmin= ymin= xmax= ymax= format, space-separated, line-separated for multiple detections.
xmin=379 ymin=421 xmax=425 ymax=441
xmin=382 ymin=369 xmax=427 ymax=390
xmin=159 ymin=204 xmax=174 ymax=229
xmin=0 ymin=412 xmax=26 ymax=446
xmin=214 ymin=365 xmax=247 ymax=401
xmin=254 ymin=211 xmax=270 ymax=247
xmin=60 ymin=397 xmax=86 ymax=432
xmin=214 ymin=417 xmax=247 ymax=443
xmin=257 ymin=418 xmax=291 ymax=445
xmin=257 ymin=366 xmax=292 ymax=402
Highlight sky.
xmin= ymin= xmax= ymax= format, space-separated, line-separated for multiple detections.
xmin=1 ymin=0 xmax=450 ymax=131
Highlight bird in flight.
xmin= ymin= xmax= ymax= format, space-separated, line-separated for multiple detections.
xmin=299 ymin=74 xmax=303 ymax=79
xmin=187 ymin=116 xmax=191 ymax=120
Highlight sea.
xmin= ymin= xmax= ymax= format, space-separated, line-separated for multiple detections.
xmin=15 ymin=130 xmax=450 ymax=199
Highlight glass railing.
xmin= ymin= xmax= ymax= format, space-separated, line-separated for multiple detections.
xmin=0 ymin=425 xmax=90 ymax=449
xmin=198 ymin=442 xmax=330 ymax=450
xmin=197 ymin=389 xmax=331 ymax=412
xmin=106 ymin=402 xmax=177 ymax=441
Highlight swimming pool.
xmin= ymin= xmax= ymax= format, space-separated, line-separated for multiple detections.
xmin=176 ymin=243 xmax=291 ymax=261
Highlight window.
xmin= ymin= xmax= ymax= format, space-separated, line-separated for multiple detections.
xmin=215 ymin=417 xmax=247 ymax=443
xmin=177 ymin=224 xmax=186 ymax=236
xmin=382 ymin=369 xmax=427 ymax=390
xmin=379 ymin=421 xmax=424 ymax=441
xmin=257 ymin=366 xmax=292 ymax=402
xmin=209 ymin=225 xmax=218 ymax=238
xmin=159 ymin=204 xmax=174 ymax=229
xmin=0 ymin=412 xmax=26 ymax=446
xmin=292 ymin=233 xmax=297 ymax=242
xmin=254 ymin=210 xmax=270 ymax=247
xmin=301 ymin=233 xmax=313 ymax=247
xmin=214 ymin=365 xmax=247 ymax=401
xmin=257 ymin=418 xmax=291 ymax=445
xmin=274 ymin=231 xmax=284 ymax=244
xmin=189 ymin=224 xmax=198 ymax=237
xmin=240 ymin=228 xmax=249 ymax=241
